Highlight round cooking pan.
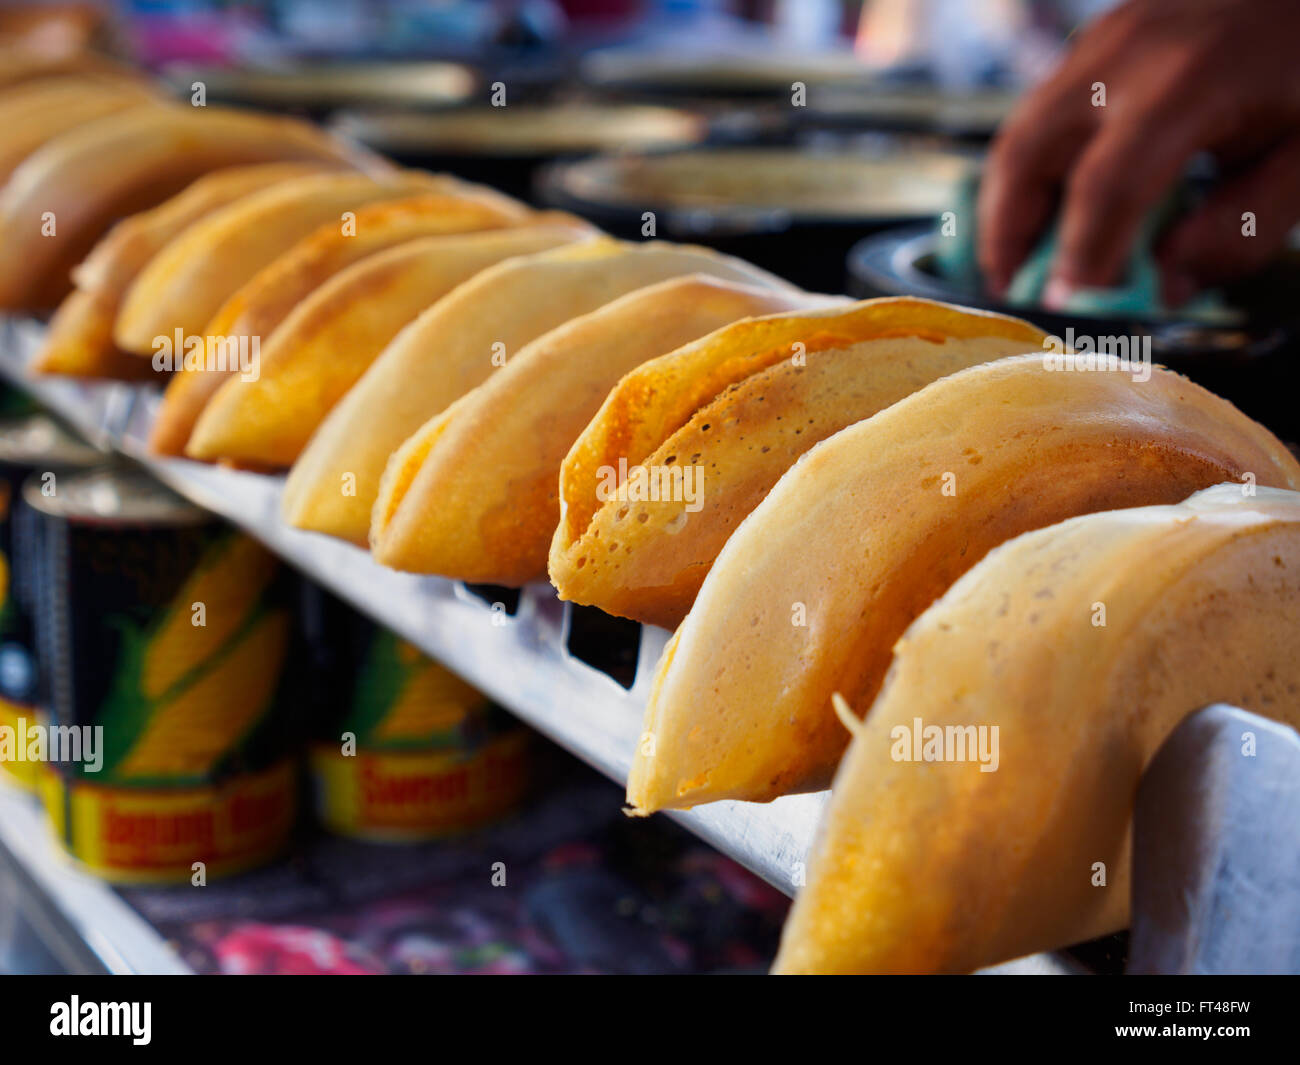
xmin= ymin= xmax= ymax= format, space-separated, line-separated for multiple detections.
xmin=848 ymin=224 xmax=1300 ymax=436
xmin=537 ymin=144 xmax=975 ymax=293
xmin=791 ymin=85 xmax=1021 ymax=142
xmin=160 ymin=61 xmax=478 ymax=117
xmin=578 ymin=47 xmax=876 ymax=101
xmin=331 ymin=103 xmax=710 ymax=203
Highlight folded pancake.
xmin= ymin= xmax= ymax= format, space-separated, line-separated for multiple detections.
xmin=33 ymin=161 xmax=341 ymax=379
xmin=150 ymin=190 xmax=539 ymax=451
xmin=0 ymin=104 xmax=363 ymax=311
xmin=177 ymin=220 xmax=596 ymax=464
xmin=0 ymin=74 xmax=157 ymax=186
xmin=550 ymin=297 xmax=1049 ymax=628
xmin=773 ymin=484 xmax=1300 ymax=973
xmin=369 ymin=275 xmax=833 ymax=582
xmin=203 ymin=187 xmax=533 ymax=355
xmin=282 ymin=239 xmax=800 ymax=546
xmin=114 ymin=169 xmax=453 ymax=355
xmin=629 ymin=354 xmax=1300 ymax=812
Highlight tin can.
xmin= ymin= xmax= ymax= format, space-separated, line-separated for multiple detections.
xmin=301 ymin=583 xmax=529 ymax=842
xmin=0 ymin=415 xmax=102 ymax=789
xmin=23 ymin=465 xmax=298 ymax=882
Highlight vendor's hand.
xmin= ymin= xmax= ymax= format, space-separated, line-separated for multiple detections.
xmin=977 ymin=0 xmax=1300 ymax=307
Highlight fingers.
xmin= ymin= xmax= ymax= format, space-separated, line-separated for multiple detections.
xmin=979 ymin=0 xmax=1300 ymax=307
xmin=1156 ymin=132 xmax=1300 ymax=303
xmin=1048 ymin=67 xmax=1223 ymax=299
xmin=974 ymin=3 xmax=1142 ymax=295
xmin=976 ymin=78 xmax=1095 ymax=295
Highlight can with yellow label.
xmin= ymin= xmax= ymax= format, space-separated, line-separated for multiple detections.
xmin=23 ymin=465 xmax=298 ymax=882
xmin=302 ymin=583 xmax=529 ymax=841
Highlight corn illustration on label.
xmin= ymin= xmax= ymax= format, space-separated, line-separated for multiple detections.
xmin=25 ymin=468 xmax=297 ymax=789
xmin=113 ymin=608 xmax=292 ymax=780
xmin=339 ymin=627 xmax=491 ymax=750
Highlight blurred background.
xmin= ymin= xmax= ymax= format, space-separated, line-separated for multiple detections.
xmin=77 ymin=1 xmax=1110 ymax=76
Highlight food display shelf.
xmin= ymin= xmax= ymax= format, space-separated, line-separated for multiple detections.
xmin=0 ymin=317 xmax=821 ymax=884
xmin=0 ymin=316 xmax=1074 ymax=975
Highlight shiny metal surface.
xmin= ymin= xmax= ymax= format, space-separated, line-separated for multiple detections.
xmin=1130 ymin=705 xmax=1300 ymax=974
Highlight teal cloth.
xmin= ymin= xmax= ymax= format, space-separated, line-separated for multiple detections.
xmin=934 ymin=171 xmax=1229 ymax=320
